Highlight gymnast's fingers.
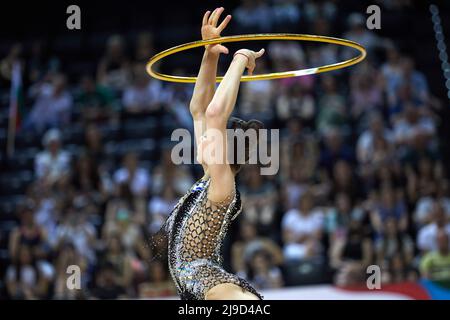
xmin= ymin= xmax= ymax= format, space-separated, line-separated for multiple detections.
xmin=208 ymin=8 xmax=218 ymax=25
xmin=202 ymin=11 xmax=211 ymax=26
xmin=217 ymin=15 xmax=232 ymax=32
xmin=255 ymin=48 xmax=265 ymax=58
xmin=248 ymin=62 xmax=255 ymax=76
xmin=212 ymin=7 xmax=224 ymax=27
xmin=218 ymin=45 xmax=229 ymax=54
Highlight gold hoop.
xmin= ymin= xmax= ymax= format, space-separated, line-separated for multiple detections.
xmin=146 ymin=33 xmax=367 ymax=83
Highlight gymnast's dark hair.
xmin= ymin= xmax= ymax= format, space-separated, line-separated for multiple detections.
xmin=227 ymin=117 xmax=264 ymax=174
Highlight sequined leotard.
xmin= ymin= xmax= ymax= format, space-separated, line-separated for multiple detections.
xmin=164 ymin=177 xmax=262 ymax=300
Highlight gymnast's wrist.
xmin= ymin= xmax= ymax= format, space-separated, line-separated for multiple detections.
xmin=233 ymin=52 xmax=249 ymax=65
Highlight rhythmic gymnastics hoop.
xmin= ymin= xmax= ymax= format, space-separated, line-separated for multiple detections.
xmin=146 ymin=33 xmax=367 ymax=83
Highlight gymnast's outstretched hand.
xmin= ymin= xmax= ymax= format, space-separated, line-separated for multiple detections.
xmin=201 ymin=7 xmax=231 ymax=55
xmin=233 ymin=48 xmax=265 ymax=76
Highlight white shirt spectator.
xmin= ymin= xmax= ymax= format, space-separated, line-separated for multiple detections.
xmin=28 ymin=83 xmax=73 ymax=130
xmin=113 ymin=167 xmax=150 ymax=196
xmin=282 ymin=208 xmax=324 ymax=260
xmin=417 ymin=223 xmax=450 ymax=252
xmin=415 ymin=197 xmax=450 ymax=226
xmin=394 ymin=117 xmax=436 ymax=144
xmin=55 ymin=222 xmax=96 ymax=263
xmin=357 ymin=129 xmax=394 ymax=163
xmin=35 ymin=149 xmax=71 ymax=182
xmin=122 ymin=80 xmax=166 ymax=111
xmin=148 ymin=196 xmax=177 ymax=233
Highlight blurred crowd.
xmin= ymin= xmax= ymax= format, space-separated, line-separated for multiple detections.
xmin=1 ymin=0 xmax=450 ymax=299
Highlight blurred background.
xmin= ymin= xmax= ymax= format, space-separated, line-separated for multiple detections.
xmin=0 ymin=0 xmax=450 ymax=299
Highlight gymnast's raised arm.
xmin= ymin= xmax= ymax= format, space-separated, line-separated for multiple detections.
xmin=189 ymin=7 xmax=231 ymax=173
xmin=201 ymin=48 xmax=265 ymax=203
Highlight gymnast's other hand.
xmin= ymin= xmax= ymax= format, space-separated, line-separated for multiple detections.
xmin=233 ymin=48 xmax=265 ymax=76
xmin=201 ymin=7 xmax=231 ymax=55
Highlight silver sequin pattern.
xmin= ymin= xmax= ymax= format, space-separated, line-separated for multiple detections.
xmin=162 ymin=178 xmax=263 ymax=300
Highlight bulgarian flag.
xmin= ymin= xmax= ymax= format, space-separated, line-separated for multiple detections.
xmin=7 ymin=61 xmax=24 ymax=157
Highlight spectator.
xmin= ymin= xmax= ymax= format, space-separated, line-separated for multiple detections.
xmin=90 ymin=263 xmax=126 ymax=299
xmin=231 ymin=220 xmax=283 ymax=275
xmin=375 ymin=218 xmax=414 ymax=270
xmin=99 ymin=235 xmax=134 ymax=292
xmin=75 ymin=74 xmax=118 ymax=123
xmin=34 ymin=129 xmax=71 ymax=186
xmin=26 ymin=73 xmax=73 ymax=132
xmin=243 ymin=249 xmax=284 ymax=290
xmin=148 ymin=185 xmax=178 ymax=233
xmin=420 ymin=230 xmax=450 ymax=283
xmin=138 ymin=260 xmax=176 ymax=298
xmin=282 ymin=190 xmax=324 ymax=261
xmin=5 ymin=244 xmax=54 ymax=299
xmin=370 ymin=186 xmax=408 ymax=234
xmin=113 ymin=152 xmax=150 ymax=197
xmin=331 ymin=217 xmax=373 ymax=286
xmin=233 ymin=0 xmax=273 ymax=32
xmin=97 ymin=35 xmax=131 ymax=92
xmin=241 ymin=165 xmax=279 ymax=235
xmin=122 ymin=64 xmax=164 ymax=114
xmin=417 ymin=201 xmax=450 ymax=254
xmin=55 ymin=209 xmax=97 ymax=264
xmin=54 ymin=243 xmax=88 ymax=299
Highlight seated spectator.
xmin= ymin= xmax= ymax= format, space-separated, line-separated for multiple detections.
xmin=5 ymin=244 xmax=54 ymax=299
xmin=417 ymin=201 xmax=450 ymax=254
xmin=375 ymin=218 xmax=414 ymax=271
xmin=54 ymin=243 xmax=88 ymax=299
xmin=97 ymin=35 xmax=131 ymax=93
xmin=113 ymin=152 xmax=150 ymax=197
xmin=342 ymin=13 xmax=382 ymax=58
xmin=25 ymin=73 xmax=72 ymax=133
xmin=90 ymin=263 xmax=126 ymax=299
xmin=9 ymin=203 xmax=48 ymax=262
xmin=75 ymin=74 xmax=119 ymax=123
xmin=349 ymin=62 xmax=384 ymax=122
xmin=316 ymin=75 xmax=348 ymax=135
xmin=370 ymin=186 xmax=408 ymax=234
xmin=272 ymin=0 xmax=300 ymax=30
xmin=231 ymin=220 xmax=283 ymax=275
xmin=103 ymin=203 xmax=145 ymax=252
xmin=34 ymin=129 xmax=71 ymax=187
xmin=325 ymin=193 xmax=365 ymax=241
xmin=240 ymin=165 xmax=279 ymax=235
xmin=382 ymin=253 xmax=418 ymax=284
xmin=243 ymin=249 xmax=284 ymax=290
xmin=104 ymin=182 xmax=146 ymax=233
xmin=414 ymin=181 xmax=450 ymax=227
xmin=319 ymin=128 xmax=354 ymax=175
xmin=122 ymin=63 xmax=165 ymax=114
xmin=276 ymin=82 xmax=315 ymax=126
xmin=303 ymin=0 xmax=337 ymax=22
xmin=233 ymin=0 xmax=273 ymax=32
xmin=282 ymin=190 xmax=324 ymax=261
xmin=148 ymin=185 xmax=177 ymax=233
xmin=420 ymin=230 xmax=450 ymax=283
xmin=138 ymin=260 xmax=176 ymax=298
xmin=55 ymin=209 xmax=97 ymax=264
xmin=331 ymin=160 xmax=363 ymax=202
xmin=331 ymin=217 xmax=373 ymax=286
xmin=71 ymin=152 xmax=101 ymax=193
xmin=133 ymin=32 xmax=155 ymax=64
xmin=98 ymin=235 xmax=134 ymax=293
xmin=393 ymin=104 xmax=436 ymax=147
xmin=357 ymin=112 xmax=394 ymax=165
